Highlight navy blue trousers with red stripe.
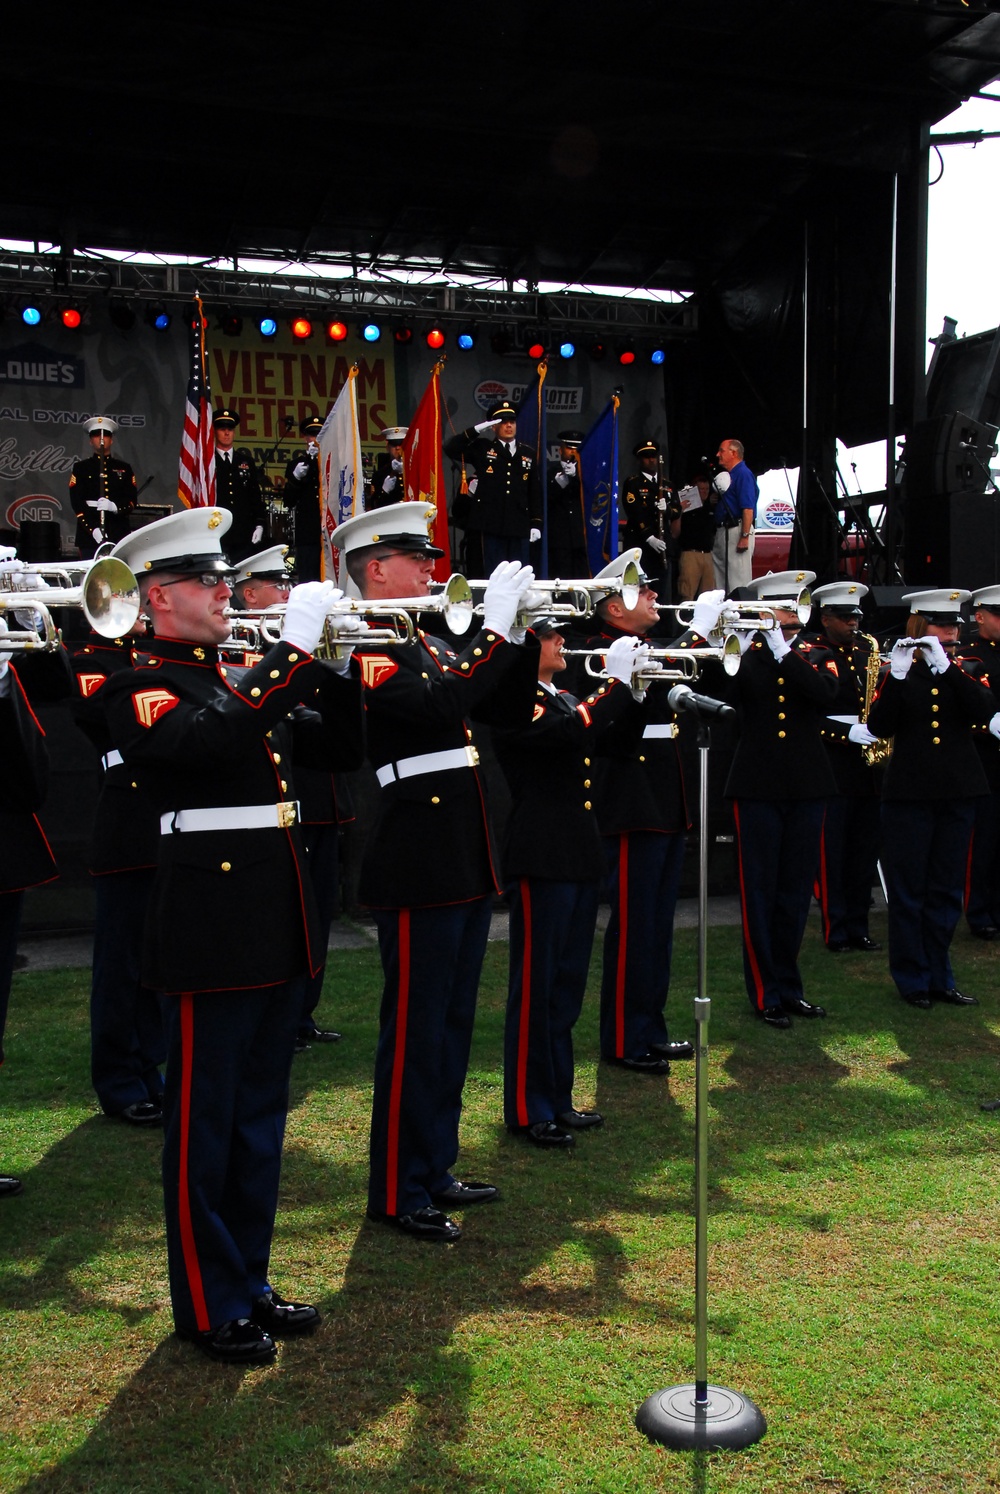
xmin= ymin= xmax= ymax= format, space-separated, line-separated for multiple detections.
xmin=816 ymin=794 xmax=880 ymax=947
xmin=882 ymin=797 xmax=975 ymax=998
xmin=733 ymin=798 xmax=826 ymax=1012
xmin=162 ymin=981 xmax=299 ymax=1334
xmin=504 ymin=877 xmax=600 ymax=1128
xmin=369 ymin=898 xmax=492 ymax=1218
xmin=600 ymin=830 xmax=686 ymax=1061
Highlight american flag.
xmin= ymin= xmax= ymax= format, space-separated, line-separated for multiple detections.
xmin=177 ymin=294 xmax=216 ymax=508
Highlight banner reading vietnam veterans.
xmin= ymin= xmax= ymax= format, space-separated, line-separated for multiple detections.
xmin=580 ymin=395 xmax=620 ymax=574
xmin=317 ymin=365 xmax=364 ymax=582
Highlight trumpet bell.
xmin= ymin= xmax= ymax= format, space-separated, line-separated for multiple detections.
xmin=722 ymin=632 xmax=742 ymax=676
xmin=81 ymin=557 xmax=142 ymax=638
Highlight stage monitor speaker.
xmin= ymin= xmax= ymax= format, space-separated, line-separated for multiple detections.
xmin=18 ymin=520 xmax=61 ymax=562
xmin=949 ymin=491 xmax=1000 ymax=592
xmin=904 ymin=412 xmax=998 ymax=499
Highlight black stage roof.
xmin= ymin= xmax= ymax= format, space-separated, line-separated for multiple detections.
xmin=4 ymin=2 xmax=1000 ymax=290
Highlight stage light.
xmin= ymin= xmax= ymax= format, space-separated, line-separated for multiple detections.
xmin=587 ymin=338 xmax=606 ymax=361
xmin=617 ymin=342 xmax=636 ymax=366
xmin=108 ymin=301 xmax=136 ymax=331
xmin=526 ymin=330 xmax=547 ymax=360
xmin=650 ymin=347 xmax=666 ymax=366
xmin=393 ymin=323 xmax=413 ymax=345
xmin=326 ymin=319 xmax=348 ymax=342
xmin=219 ymin=308 xmax=243 ymax=337
xmin=21 ymin=305 xmax=41 ymax=326
xmin=259 ymin=313 xmax=278 ymax=338
xmin=558 ymin=339 xmax=575 ymax=360
xmin=291 ymin=316 xmax=313 ymax=340
xmin=456 ymin=325 xmax=477 ymax=351
xmin=60 ymin=305 xmax=83 ymax=330
xmin=146 ymin=303 xmax=172 ymax=331
xmin=362 ymin=322 xmax=381 ymax=343
xmin=426 ymin=325 xmax=446 ymax=350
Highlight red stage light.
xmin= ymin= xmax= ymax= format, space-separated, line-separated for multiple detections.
xmin=618 ymin=347 xmax=636 ymax=366
xmin=527 ymin=340 xmax=546 ymax=360
xmin=292 ymin=317 xmax=313 ymax=340
xmin=326 ymin=319 xmax=348 ymax=342
xmin=60 ymin=306 xmax=82 ymax=330
xmin=426 ymin=326 xmax=446 ymax=349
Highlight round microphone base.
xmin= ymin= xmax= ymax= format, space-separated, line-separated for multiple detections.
xmin=635 ymin=1382 xmax=766 ymax=1451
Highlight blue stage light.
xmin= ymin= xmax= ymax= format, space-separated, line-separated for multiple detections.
xmin=362 ymin=323 xmax=381 ymax=342
xmin=650 ymin=347 xmax=666 ymax=365
xmin=559 ymin=340 xmax=575 ymax=359
xmin=259 ymin=315 xmax=278 ymax=338
xmin=22 ymin=306 xmax=41 ymax=326
xmin=457 ymin=331 xmax=475 ymax=351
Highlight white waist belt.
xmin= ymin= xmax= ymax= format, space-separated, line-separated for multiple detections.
xmin=102 ymin=749 xmax=123 ymax=771
xmin=376 ymin=744 xmax=480 ymax=788
xmin=642 ymin=723 xmax=679 ymax=739
xmin=160 ymin=801 xmax=300 ymax=835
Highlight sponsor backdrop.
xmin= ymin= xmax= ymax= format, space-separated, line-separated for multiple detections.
xmin=0 ymin=313 xmax=665 ymax=552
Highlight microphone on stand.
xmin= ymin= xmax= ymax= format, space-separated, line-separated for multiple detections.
xmin=668 ymin=684 xmax=735 ymax=721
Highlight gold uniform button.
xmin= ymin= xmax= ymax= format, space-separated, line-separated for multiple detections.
xmin=473 ymin=647 xmax=482 ymax=656
xmin=287 ymin=653 xmax=299 ymax=662
xmin=584 ymin=801 xmax=592 ymax=810
xmin=584 ymin=757 xmax=591 ymax=766
xmin=778 ymin=730 xmax=786 ymax=739
xmin=777 ymin=677 xmax=785 ymax=685
xmin=270 ymin=669 xmax=280 ymax=679
xmin=931 ymin=687 xmax=939 ymax=696
xmin=778 ymin=712 xmax=786 ymax=720
xmin=281 ymin=780 xmax=288 ymax=792
xmin=131 ymin=781 xmax=137 ymax=789
xmin=638 ymin=754 xmax=646 ymax=762
xmin=486 ymin=634 xmax=496 ymax=642
xmin=777 ymin=694 xmax=785 ymax=703
xmin=584 ymin=778 xmax=591 ymax=788
xmin=250 ymin=687 xmax=261 ymax=697
xmin=431 ymin=796 xmax=440 ymax=805
xmin=221 ymin=862 xmax=231 ymax=872
xmin=461 ymin=662 xmax=470 ymax=670
xmin=933 ymin=736 xmax=941 ymax=745
xmin=421 ymin=672 xmax=429 ymax=679
xmin=220 ymin=667 xmax=228 ymax=677
xmin=272 ymin=753 xmax=281 ymax=764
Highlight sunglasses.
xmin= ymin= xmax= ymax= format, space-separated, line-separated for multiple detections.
xmin=157 ymin=572 xmax=233 ymax=589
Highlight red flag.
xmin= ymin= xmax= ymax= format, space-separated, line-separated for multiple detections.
xmin=402 ymin=358 xmax=451 ymax=579
xmin=177 ymin=294 xmax=217 ymax=508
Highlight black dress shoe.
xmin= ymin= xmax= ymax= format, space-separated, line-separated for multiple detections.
xmin=176 ymin=1317 xmax=277 ymax=1366
xmin=0 ymin=1174 xmax=23 ymax=1197
xmin=848 ymin=936 xmax=882 ymax=952
xmin=607 ymin=1053 xmax=671 ymax=1075
xmin=650 ymin=1039 xmax=695 ymax=1061
xmin=969 ymin=926 xmax=997 ymax=941
xmin=509 ymin=1120 xmax=575 ymax=1147
xmin=930 ymin=987 xmax=979 ymax=1006
xmin=782 ymin=997 xmax=826 ymax=1018
xmin=902 ymin=993 xmax=932 ymax=1009
xmin=826 ymin=940 xmax=850 ymax=953
xmin=117 ymin=1100 xmax=163 ymax=1126
xmin=367 ymin=1205 xmax=462 ymax=1242
xmin=251 ymin=1288 xmax=321 ymax=1337
xmin=555 ymin=1109 xmax=604 ymax=1129
xmin=759 ymin=1008 xmax=791 ymax=1029
xmin=430 ymin=1180 xmax=499 ymax=1206
xmin=300 ymin=1025 xmax=342 ymax=1043
xmin=293 ymin=1036 xmax=311 ymax=1054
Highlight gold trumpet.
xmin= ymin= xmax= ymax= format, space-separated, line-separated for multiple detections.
xmin=461 ymin=561 xmax=643 ymax=631
xmin=0 ymin=557 xmax=141 ymax=651
xmin=564 ymin=634 xmax=743 ymax=683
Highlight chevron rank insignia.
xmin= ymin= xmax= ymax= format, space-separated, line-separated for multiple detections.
xmin=133 ymin=688 xmax=181 ymax=727
xmin=76 ymin=673 xmax=106 ymax=697
xmin=359 ymin=654 xmax=399 ymax=689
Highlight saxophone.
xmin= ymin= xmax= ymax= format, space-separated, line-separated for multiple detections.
xmin=859 ymin=632 xmax=892 ymax=766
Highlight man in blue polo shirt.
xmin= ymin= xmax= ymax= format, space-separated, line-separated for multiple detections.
xmin=711 ymin=438 xmax=758 ymax=591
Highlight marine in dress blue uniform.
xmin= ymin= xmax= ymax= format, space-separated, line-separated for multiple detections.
xmin=369 ymin=426 xmax=408 ymax=511
xmin=492 ymin=617 xmax=638 ymax=1146
xmin=868 ymin=588 xmax=997 ymax=1008
xmin=798 ymin=581 xmax=883 ymax=953
xmin=956 ymin=585 xmax=1000 ymax=939
xmin=69 ymin=416 xmax=138 ymax=558
xmin=104 ymin=508 xmax=364 ymax=1365
xmin=444 ymin=401 xmax=542 ymax=572
xmin=282 ymin=414 xmax=325 ymax=581
xmin=333 ymin=501 xmax=540 ymax=1243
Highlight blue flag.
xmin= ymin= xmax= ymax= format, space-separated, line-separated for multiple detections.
xmin=580 ymin=395 xmax=620 ymax=575
xmin=515 ymin=360 xmax=549 ymax=575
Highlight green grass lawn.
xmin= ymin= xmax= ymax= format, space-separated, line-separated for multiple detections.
xmin=2 ymin=915 xmax=1000 ymax=1493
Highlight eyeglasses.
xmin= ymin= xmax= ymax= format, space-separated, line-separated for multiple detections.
xmin=157 ymin=572 xmax=232 ymax=589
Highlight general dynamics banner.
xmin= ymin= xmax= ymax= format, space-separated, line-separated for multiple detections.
xmin=0 ymin=313 xmax=664 ymax=550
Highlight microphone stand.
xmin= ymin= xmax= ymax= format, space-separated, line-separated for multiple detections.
xmin=635 ymin=708 xmax=767 ymax=1453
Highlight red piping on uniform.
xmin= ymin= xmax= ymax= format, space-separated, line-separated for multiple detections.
xmin=614 ymin=835 xmax=629 ymax=1057
xmin=385 ymin=909 xmax=410 ymax=1216
xmin=733 ymin=801 xmax=766 ymax=1011
xmin=177 ymin=993 xmax=210 ymax=1332
xmin=516 ymin=877 xmax=533 ymax=1126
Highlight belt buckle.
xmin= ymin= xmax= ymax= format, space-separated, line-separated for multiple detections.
xmin=464 ymin=744 xmax=480 ymax=768
xmin=277 ymin=801 xmax=297 ymax=829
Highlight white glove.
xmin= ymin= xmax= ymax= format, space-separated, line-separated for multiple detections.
xmin=529 ymin=528 xmax=541 ymax=544
xmin=382 ymin=475 xmax=397 ymax=493
xmin=0 ymin=546 xmax=16 ymax=564
xmin=889 ymin=640 xmax=914 ymax=680
xmin=0 ymin=616 xmax=10 ymax=679
xmin=292 ymin=461 xmax=310 ymax=480
xmin=655 ymin=497 xmax=668 ymax=512
xmin=605 ymin=635 xmax=649 ymax=685
xmin=647 ymin=535 xmax=667 ymax=555
xmin=923 ymin=635 xmax=950 ymax=675
xmin=281 ymin=580 xmax=337 ymax=655
xmin=306 ymin=441 xmax=319 ymax=457
xmin=251 ymin=525 xmax=264 ymax=545
xmin=765 ymin=627 xmax=791 ymax=661
xmin=554 ymin=472 xmax=570 ymax=489
xmin=467 ymin=477 xmax=478 ymax=495
xmin=325 ymin=610 xmax=368 ymax=674
xmin=391 ymin=457 xmax=403 ymax=473
xmin=989 ymin=712 xmax=1000 ymax=740
xmin=95 ymin=497 xmax=118 ymax=514
xmin=92 ymin=527 xmax=103 ymax=544
xmin=560 ymin=458 xmax=576 ymax=476
xmin=481 ymin=561 xmax=535 ymax=640
xmin=0 ymin=557 xmax=24 ymax=578
xmin=849 ymin=722 xmax=878 ymax=746
xmin=712 ymin=470 xmax=731 ymax=495
xmin=474 ymin=420 xmax=497 ymax=435
xmin=690 ymin=588 xmax=727 ymax=639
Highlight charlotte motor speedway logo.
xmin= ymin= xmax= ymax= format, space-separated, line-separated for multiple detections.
xmin=5 ymin=494 xmax=65 ymax=529
xmin=760 ymin=498 xmax=796 ymax=531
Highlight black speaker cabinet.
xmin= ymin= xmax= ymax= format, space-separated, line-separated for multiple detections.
xmin=949 ymin=491 xmax=1000 ymax=591
xmin=904 ymin=412 xmax=998 ymax=499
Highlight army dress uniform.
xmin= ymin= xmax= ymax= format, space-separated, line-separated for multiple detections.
xmin=492 ymin=647 xmax=631 ymax=1134
xmin=955 ymin=616 xmax=1000 ymax=937
xmin=722 ymin=598 xmax=837 ymax=1020
xmin=797 ymin=623 xmax=882 ymax=951
xmin=70 ymin=634 xmax=165 ymax=1120
xmin=282 ymin=416 xmax=325 ymax=581
xmin=71 ymin=452 xmax=138 ymax=557
xmin=545 ymin=454 xmax=590 ymax=580
xmin=618 ymin=466 xmax=664 ymax=580
xmin=101 ymin=578 xmax=363 ymax=1338
xmin=868 ymin=595 xmax=995 ymax=1004
xmin=444 ymin=421 xmax=541 ymax=570
xmin=216 ymin=447 xmax=266 ymax=561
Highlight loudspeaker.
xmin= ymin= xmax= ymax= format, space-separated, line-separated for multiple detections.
xmin=949 ymin=490 xmax=1000 ymax=591
xmin=18 ymin=520 xmax=61 ymax=562
xmin=904 ymin=412 xmax=998 ymax=499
